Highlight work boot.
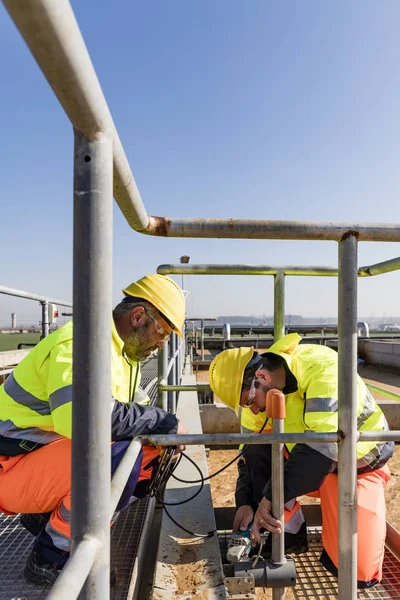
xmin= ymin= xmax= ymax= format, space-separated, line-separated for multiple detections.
xmin=24 ymin=551 xmax=62 ymax=585
xmin=226 ymin=523 xmax=252 ymax=564
xmin=24 ymin=550 xmax=118 ymax=586
xmin=250 ymin=521 xmax=309 ymax=559
xmin=20 ymin=512 xmax=52 ymax=536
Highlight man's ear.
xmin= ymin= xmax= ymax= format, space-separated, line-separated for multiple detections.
xmin=255 ymin=368 xmax=272 ymax=385
xmin=130 ymin=305 xmax=146 ymax=326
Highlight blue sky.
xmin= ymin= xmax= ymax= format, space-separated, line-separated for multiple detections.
xmin=1 ymin=1 xmax=400 ymax=327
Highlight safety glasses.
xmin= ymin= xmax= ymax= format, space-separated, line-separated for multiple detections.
xmin=146 ymin=311 xmax=170 ymax=341
xmin=243 ymin=378 xmax=257 ymax=408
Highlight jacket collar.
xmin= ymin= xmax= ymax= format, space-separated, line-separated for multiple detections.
xmin=267 ymin=333 xmax=301 ymax=395
xmin=112 ymin=318 xmax=124 ymax=354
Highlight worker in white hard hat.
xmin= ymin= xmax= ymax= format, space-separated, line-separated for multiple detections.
xmin=0 ymin=274 xmax=188 ymax=585
xmin=209 ymin=334 xmax=394 ymax=588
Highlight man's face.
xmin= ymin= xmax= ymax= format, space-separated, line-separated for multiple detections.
xmin=240 ymin=376 xmax=271 ymax=414
xmin=123 ymin=309 xmax=172 ymax=361
xmin=239 ymin=367 xmax=285 ymax=415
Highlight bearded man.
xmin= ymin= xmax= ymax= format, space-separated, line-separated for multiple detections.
xmin=0 ymin=274 xmax=188 ymax=585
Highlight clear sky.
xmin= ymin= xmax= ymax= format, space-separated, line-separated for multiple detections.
xmin=1 ymin=1 xmax=400 ymax=327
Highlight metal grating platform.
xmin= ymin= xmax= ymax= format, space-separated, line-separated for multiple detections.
xmin=0 ymin=497 xmax=151 ymax=600
xmin=219 ymin=527 xmax=400 ymax=599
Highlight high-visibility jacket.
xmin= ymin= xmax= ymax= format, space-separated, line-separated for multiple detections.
xmin=0 ymin=320 xmax=157 ymax=454
xmin=241 ymin=333 xmax=391 ymax=470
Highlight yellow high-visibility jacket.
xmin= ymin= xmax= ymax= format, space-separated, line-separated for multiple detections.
xmin=241 ymin=333 xmax=390 ymax=469
xmin=0 ymin=319 xmax=150 ymax=451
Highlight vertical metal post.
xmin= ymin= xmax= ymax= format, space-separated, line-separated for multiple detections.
xmin=270 ymin=391 xmax=286 ymax=600
xmin=177 ymin=336 xmax=181 ymax=383
xmin=175 ymin=334 xmax=181 ymax=408
xmin=274 ymin=271 xmax=285 ymax=341
xmin=338 ymin=233 xmax=358 ymax=600
xmin=169 ymin=333 xmax=176 ymax=413
xmin=201 ymin=319 xmax=205 ymax=361
xmin=41 ymin=301 xmax=49 ymax=338
xmin=158 ymin=338 xmax=168 ymax=411
xmin=72 ymin=131 xmax=113 ymax=600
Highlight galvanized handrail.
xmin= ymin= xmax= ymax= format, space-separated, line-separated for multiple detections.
xmin=4 ymin=4 xmax=400 ymax=242
xmin=0 ymin=285 xmax=73 ymax=306
xmin=158 ymin=257 xmax=400 ymax=277
xmin=141 ymin=430 xmax=400 ymax=447
xmin=46 ymin=538 xmax=100 ymax=600
xmin=160 ymin=381 xmax=400 ymax=402
xmin=144 ymin=219 xmax=400 ymax=241
xmin=0 ymin=285 xmax=73 ymax=339
xmin=2 ymin=0 xmax=148 ymax=232
xmin=110 ymin=440 xmax=142 ymax=515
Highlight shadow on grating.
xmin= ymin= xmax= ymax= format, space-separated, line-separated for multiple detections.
xmin=218 ymin=526 xmax=400 ymax=600
xmin=0 ymin=498 xmax=150 ymax=600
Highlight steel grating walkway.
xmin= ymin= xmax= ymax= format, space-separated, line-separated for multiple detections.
xmin=219 ymin=527 xmax=400 ymax=599
xmin=0 ymin=498 xmax=151 ymax=600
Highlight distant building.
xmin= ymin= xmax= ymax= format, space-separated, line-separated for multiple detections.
xmin=378 ymin=323 xmax=400 ymax=332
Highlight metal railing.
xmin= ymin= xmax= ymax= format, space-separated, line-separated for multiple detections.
xmin=157 ymin=260 xmax=400 ymax=599
xmin=157 ymin=332 xmax=185 ymax=412
xmin=2 ymin=1 xmax=400 ymax=598
xmin=0 ymin=285 xmax=73 ymax=339
xmin=158 ymin=260 xmax=400 ymax=344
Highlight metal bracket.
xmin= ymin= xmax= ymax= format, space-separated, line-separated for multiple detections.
xmin=224 ymin=574 xmax=256 ymax=599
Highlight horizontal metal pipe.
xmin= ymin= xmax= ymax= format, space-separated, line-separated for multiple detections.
xmin=46 ymin=537 xmax=99 ymax=600
xmin=159 ymin=383 xmax=211 ymax=392
xmin=367 ymin=384 xmax=400 ymax=402
xmin=145 ymin=218 xmax=400 ymax=242
xmin=0 ymin=285 xmax=72 ymax=306
xmin=141 ymin=432 xmax=340 ymax=447
xmin=358 ymin=430 xmax=400 ymax=442
xmin=3 ymin=0 xmax=149 ymax=231
xmin=145 ymin=430 xmax=400 ymax=446
xmin=157 ymin=264 xmax=339 ymax=276
xmin=162 ymin=382 xmax=400 ymax=402
xmin=159 ymin=260 xmax=400 ymax=277
xmin=110 ymin=439 xmax=142 ymax=516
xmin=358 ymin=256 xmax=400 ymax=277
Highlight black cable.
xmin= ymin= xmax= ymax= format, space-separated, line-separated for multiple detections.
xmin=153 ymin=452 xmax=205 ymax=506
xmin=162 ymin=505 xmax=215 ymax=539
xmin=170 ymin=415 xmax=270 ymax=484
xmin=171 ymin=450 xmax=243 ymax=484
xmin=148 ymin=415 xmax=270 ymax=537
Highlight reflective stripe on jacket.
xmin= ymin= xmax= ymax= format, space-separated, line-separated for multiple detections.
xmin=0 ymin=319 xmax=147 ymax=450
xmin=241 ymin=334 xmax=391 ymax=470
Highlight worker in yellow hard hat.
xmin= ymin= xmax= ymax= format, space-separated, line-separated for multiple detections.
xmin=0 ymin=273 xmax=188 ymax=585
xmin=209 ymin=334 xmax=394 ymax=588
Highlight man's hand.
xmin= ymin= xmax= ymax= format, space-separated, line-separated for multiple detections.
xmin=233 ymin=505 xmax=254 ymax=532
xmin=251 ymin=497 xmax=282 ymax=545
xmin=175 ymin=419 xmax=188 ymax=453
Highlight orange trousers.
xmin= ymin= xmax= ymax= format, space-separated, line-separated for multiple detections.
xmin=0 ymin=438 xmax=159 ymax=557
xmin=284 ymin=465 xmax=390 ymax=583
xmin=317 ymin=465 xmax=390 ymax=583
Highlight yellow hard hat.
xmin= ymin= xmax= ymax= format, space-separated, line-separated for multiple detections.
xmin=209 ymin=347 xmax=254 ymax=414
xmin=123 ymin=274 xmax=185 ymax=337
